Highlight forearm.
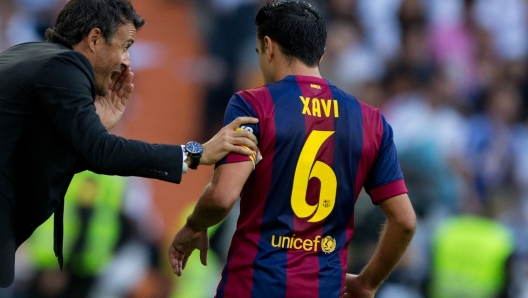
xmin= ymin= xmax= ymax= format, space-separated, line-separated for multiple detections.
xmin=359 ymin=218 xmax=415 ymax=289
xmin=186 ymin=162 xmax=251 ymax=231
xmin=82 ymin=135 xmax=183 ymax=183
xmin=186 ymin=184 xmax=234 ymax=231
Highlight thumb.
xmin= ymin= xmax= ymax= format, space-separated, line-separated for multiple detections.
xmin=200 ymin=249 xmax=208 ymax=266
xmin=342 ymin=287 xmax=348 ymax=298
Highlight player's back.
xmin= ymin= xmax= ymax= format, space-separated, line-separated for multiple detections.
xmin=217 ymin=75 xmax=405 ymax=298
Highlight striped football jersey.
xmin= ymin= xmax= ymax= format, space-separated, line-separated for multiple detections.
xmin=215 ymin=75 xmax=407 ymax=298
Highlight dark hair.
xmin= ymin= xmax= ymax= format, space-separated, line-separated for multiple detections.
xmin=255 ymin=0 xmax=326 ymax=67
xmin=45 ymin=0 xmax=145 ymax=48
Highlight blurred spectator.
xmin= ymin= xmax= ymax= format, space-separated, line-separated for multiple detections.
xmin=319 ymin=19 xmax=384 ymax=95
xmin=398 ymin=0 xmax=426 ymax=32
xmin=23 ymin=172 xmax=130 ymax=298
xmin=0 ymin=0 xmax=42 ymax=51
xmin=465 ymin=81 xmax=524 ymax=204
xmin=428 ymin=0 xmax=482 ymax=108
xmin=427 ymin=182 xmax=521 ymax=297
xmin=89 ymin=176 xmax=170 ymax=298
xmin=193 ymin=0 xmax=264 ymax=140
xmin=473 ymin=0 xmax=528 ymax=62
xmin=357 ymin=0 xmax=403 ymax=62
xmin=5 ymin=172 xmax=166 ymax=298
xmin=15 ymin=0 xmax=67 ymax=36
xmin=324 ymin=0 xmax=358 ymax=21
xmin=383 ymin=70 xmax=468 ymax=218
xmin=428 ymin=212 xmax=514 ymax=297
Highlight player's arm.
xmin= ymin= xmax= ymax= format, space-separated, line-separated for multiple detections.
xmin=188 ymin=161 xmax=253 ymax=230
xmin=344 ymin=193 xmax=416 ymax=297
xmin=169 ymin=161 xmax=253 ymax=276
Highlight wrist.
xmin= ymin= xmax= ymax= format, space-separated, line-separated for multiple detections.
xmin=357 ymin=272 xmax=379 ymax=292
xmin=184 ymin=141 xmax=203 ymax=169
xmin=186 ymin=216 xmax=206 ymax=232
xmin=184 ymin=156 xmax=192 ymax=167
xmin=198 ymin=142 xmax=209 ymax=165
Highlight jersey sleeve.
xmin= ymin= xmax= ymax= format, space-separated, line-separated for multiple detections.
xmin=364 ymin=115 xmax=408 ymax=204
xmin=216 ymin=93 xmax=261 ymax=167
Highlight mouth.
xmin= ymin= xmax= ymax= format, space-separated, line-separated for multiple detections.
xmin=110 ymin=69 xmax=122 ymax=81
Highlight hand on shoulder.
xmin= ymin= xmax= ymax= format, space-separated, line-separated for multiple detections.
xmin=200 ymin=117 xmax=259 ymax=165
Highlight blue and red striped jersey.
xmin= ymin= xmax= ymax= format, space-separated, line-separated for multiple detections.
xmin=215 ymin=75 xmax=407 ymax=298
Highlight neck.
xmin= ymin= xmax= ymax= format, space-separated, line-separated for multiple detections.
xmin=273 ymin=58 xmax=322 ymax=82
xmin=72 ymin=42 xmax=95 ymax=65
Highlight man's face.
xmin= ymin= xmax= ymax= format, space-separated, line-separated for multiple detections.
xmin=93 ymin=22 xmax=136 ymax=96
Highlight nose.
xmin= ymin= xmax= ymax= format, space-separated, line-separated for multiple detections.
xmin=122 ymin=50 xmax=130 ymax=69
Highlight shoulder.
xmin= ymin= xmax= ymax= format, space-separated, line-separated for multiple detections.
xmin=10 ymin=42 xmax=89 ymax=67
xmin=0 ymin=42 xmax=94 ymax=93
xmin=332 ymin=85 xmax=383 ymax=121
xmin=41 ymin=45 xmax=92 ymax=74
xmin=5 ymin=42 xmax=93 ymax=78
xmin=237 ymin=85 xmax=270 ymax=102
xmin=31 ymin=44 xmax=94 ymax=86
xmin=231 ymin=85 xmax=273 ymax=113
xmin=358 ymin=100 xmax=382 ymax=121
xmin=24 ymin=44 xmax=96 ymax=98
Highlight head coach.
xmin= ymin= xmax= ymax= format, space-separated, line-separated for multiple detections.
xmin=0 ymin=0 xmax=258 ymax=287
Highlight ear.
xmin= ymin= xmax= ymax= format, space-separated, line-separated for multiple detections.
xmin=86 ymin=28 xmax=103 ymax=52
xmin=263 ymin=36 xmax=273 ymax=62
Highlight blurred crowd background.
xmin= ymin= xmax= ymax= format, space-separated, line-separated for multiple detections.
xmin=1 ymin=0 xmax=528 ymax=297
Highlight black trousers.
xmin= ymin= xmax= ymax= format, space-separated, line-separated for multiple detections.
xmin=0 ymin=194 xmax=15 ymax=288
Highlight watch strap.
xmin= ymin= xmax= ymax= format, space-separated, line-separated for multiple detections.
xmin=189 ymin=153 xmax=200 ymax=169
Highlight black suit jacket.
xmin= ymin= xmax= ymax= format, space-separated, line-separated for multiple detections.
xmin=0 ymin=42 xmax=183 ymax=267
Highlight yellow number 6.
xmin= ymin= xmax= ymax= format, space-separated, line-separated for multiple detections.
xmin=291 ymin=130 xmax=337 ymax=222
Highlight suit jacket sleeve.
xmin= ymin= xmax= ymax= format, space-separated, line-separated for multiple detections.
xmin=33 ymin=51 xmax=183 ymax=183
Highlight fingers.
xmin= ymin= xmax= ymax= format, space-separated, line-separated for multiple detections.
xmin=231 ymin=131 xmax=258 ymax=150
xmin=116 ymin=67 xmax=130 ymax=84
xmin=230 ymin=144 xmax=256 ymax=156
xmin=200 ymin=249 xmax=208 ymax=266
xmin=112 ymin=72 xmax=134 ymax=109
xmin=169 ymin=245 xmax=182 ymax=276
xmin=109 ymin=67 xmax=126 ymax=91
xmin=170 ymin=248 xmax=192 ymax=276
xmin=115 ymin=72 xmax=134 ymax=94
xmin=226 ymin=117 xmax=259 ymax=129
xmin=175 ymin=255 xmax=184 ymax=276
xmin=342 ymin=287 xmax=349 ymax=298
xmin=182 ymin=254 xmax=190 ymax=271
xmin=115 ymin=78 xmax=134 ymax=99
xmin=111 ymin=67 xmax=133 ymax=92
xmin=201 ymin=119 xmax=259 ymax=165
xmin=169 ymin=227 xmax=209 ymax=277
xmin=169 ymin=238 xmax=189 ymax=276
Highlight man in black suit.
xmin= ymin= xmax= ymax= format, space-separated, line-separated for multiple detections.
xmin=0 ymin=0 xmax=258 ymax=287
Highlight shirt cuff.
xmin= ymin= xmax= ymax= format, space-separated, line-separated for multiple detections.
xmin=368 ymin=179 xmax=408 ymax=204
xmin=181 ymin=145 xmax=188 ymax=174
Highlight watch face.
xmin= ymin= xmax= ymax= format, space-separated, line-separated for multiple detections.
xmin=186 ymin=142 xmax=203 ymax=155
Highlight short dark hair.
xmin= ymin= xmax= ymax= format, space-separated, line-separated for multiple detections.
xmin=45 ymin=0 xmax=146 ymax=48
xmin=255 ymin=0 xmax=326 ymax=67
